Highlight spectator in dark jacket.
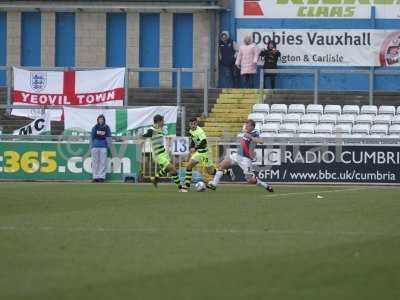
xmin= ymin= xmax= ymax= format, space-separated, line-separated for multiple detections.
xmin=218 ymin=31 xmax=236 ymax=88
xmin=259 ymin=40 xmax=281 ymax=89
xmin=91 ymin=114 xmax=111 ymax=182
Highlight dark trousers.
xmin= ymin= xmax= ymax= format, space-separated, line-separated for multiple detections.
xmin=219 ymin=65 xmax=234 ymax=88
xmin=242 ymin=74 xmax=255 ymax=88
xmin=264 ymin=74 xmax=276 ymax=89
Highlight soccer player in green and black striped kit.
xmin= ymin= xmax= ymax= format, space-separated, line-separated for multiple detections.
xmin=142 ymin=114 xmax=187 ymax=192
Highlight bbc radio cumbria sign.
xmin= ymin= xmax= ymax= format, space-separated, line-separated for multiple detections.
xmin=238 ymin=29 xmax=400 ymax=66
xmin=236 ymin=0 xmax=400 ymax=19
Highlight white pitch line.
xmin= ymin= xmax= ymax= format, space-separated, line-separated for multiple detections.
xmin=0 ymin=225 xmax=398 ymax=237
xmin=264 ymin=187 xmax=371 ymax=198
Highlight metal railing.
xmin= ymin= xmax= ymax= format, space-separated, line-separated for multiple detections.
xmin=259 ymin=68 xmax=400 ymax=105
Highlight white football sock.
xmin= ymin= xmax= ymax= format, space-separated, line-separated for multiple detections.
xmin=256 ymin=178 xmax=269 ymax=188
xmin=213 ymin=170 xmax=224 ymax=186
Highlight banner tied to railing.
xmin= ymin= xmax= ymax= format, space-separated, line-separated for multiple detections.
xmin=11 ymin=67 xmax=125 ymax=121
xmin=63 ymin=106 xmax=178 ymax=136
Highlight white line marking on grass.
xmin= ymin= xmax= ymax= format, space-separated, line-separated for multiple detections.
xmin=0 ymin=225 xmax=398 ymax=237
xmin=265 ymin=187 xmax=371 ymax=198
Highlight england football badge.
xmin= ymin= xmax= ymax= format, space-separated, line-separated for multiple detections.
xmin=30 ymin=72 xmax=47 ymax=92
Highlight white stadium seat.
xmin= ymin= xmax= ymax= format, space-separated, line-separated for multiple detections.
xmin=265 ymin=113 xmax=283 ymax=124
xmin=355 ymin=114 xmax=373 ymax=125
xmin=397 ymin=106 xmax=400 ymax=115
xmin=391 ymin=115 xmax=400 ymax=124
xmin=389 ymin=124 xmax=400 ymax=135
xmin=342 ymin=105 xmax=360 ymax=115
xmin=373 ymin=115 xmax=392 ymax=125
xmin=324 ymin=105 xmax=341 ymax=115
xmin=370 ymin=124 xmax=389 ymax=135
xmin=252 ymin=104 xmax=269 ymax=114
xmin=261 ymin=123 xmax=279 ymax=133
xmin=270 ymin=104 xmax=288 ymax=114
xmin=334 ymin=124 xmax=352 ymax=134
xmin=301 ymin=114 xmax=320 ymax=124
xmin=315 ymin=123 xmax=333 ymax=134
xmin=361 ymin=105 xmax=378 ymax=115
xmin=279 ymin=123 xmax=298 ymax=134
xmin=288 ymin=104 xmax=306 ymax=115
xmin=337 ymin=114 xmax=355 ymax=124
xmin=247 ymin=113 xmax=265 ymax=123
xmin=319 ymin=114 xmax=337 ymax=124
xmin=284 ymin=113 xmax=301 ymax=124
xmin=378 ymin=105 xmax=396 ymax=116
xmin=306 ymin=104 xmax=323 ymax=115
xmin=297 ymin=123 xmax=315 ymax=134
xmin=352 ymin=124 xmax=370 ymax=135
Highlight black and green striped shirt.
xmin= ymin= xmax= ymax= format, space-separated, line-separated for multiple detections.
xmin=142 ymin=126 xmax=166 ymax=157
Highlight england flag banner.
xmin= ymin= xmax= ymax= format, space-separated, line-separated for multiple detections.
xmin=11 ymin=67 xmax=125 ymax=121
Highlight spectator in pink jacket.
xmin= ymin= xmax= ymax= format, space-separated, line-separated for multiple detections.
xmin=235 ymin=35 xmax=259 ymax=88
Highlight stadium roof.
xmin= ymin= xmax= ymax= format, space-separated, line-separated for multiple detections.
xmin=0 ymin=0 xmax=225 ymax=12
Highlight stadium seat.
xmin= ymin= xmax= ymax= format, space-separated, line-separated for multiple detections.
xmin=389 ymin=124 xmax=400 ymax=135
xmin=352 ymin=124 xmax=370 ymax=135
xmin=315 ymin=123 xmax=333 ymax=134
xmin=252 ymin=104 xmax=269 ymax=114
xmin=373 ymin=115 xmax=392 ymax=125
xmin=334 ymin=124 xmax=352 ymax=134
xmin=279 ymin=123 xmax=298 ymax=134
xmin=297 ymin=123 xmax=315 ymax=134
xmin=270 ymin=104 xmax=288 ymax=114
xmin=391 ymin=115 xmax=400 ymax=124
xmin=342 ymin=105 xmax=360 ymax=115
xmin=355 ymin=114 xmax=373 ymax=125
xmin=319 ymin=114 xmax=337 ymax=124
xmin=284 ymin=113 xmax=301 ymax=124
xmin=370 ymin=124 xmax=389 ymax=135
xmin=261 ymin=123 xmax=279 ymax=133
xmin=361 ymin=105 xmax=378 ymax=115
xmin=265 ymin=113 xmax=284 ymax=124
xmin=306 ymin=104 xmax=323 ymax=115
xmin=247 ymin=113 xmax=265 ymax=123
xmin=324 ymin=105 xmax=341 ymax=115
xmin=378 ymin=105 xmax=396 ymax=116
xmin=337 ymin=114 xmax=355 ymax=124
xmin=288 ymin=104 xmax=306 ymax=115
xmin=301 ymin=114 xmax=320 ymax=124
xmin=397 ymin=106 xmax=400 ymax=115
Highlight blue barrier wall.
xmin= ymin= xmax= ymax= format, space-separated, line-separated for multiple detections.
xmin=173 ymin=13 xmax=193 ymax=88
xmin=21 ymin=12 xmax=41 ymax=66
xmin=223 ymin=1 xmax=400 ymax=91
xmin=55 ymin=13 xmax=75 ymax=67
xmin=0 ymin=12 xmax=6 ymax=86
xmin=139 ymin=13 xmax=160 ymax=87
xmin=106 ymin=13 xmax=126 ymax=67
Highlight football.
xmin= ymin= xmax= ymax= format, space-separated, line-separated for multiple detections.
xmin=195 ymin=181 xmax=206 ymax=192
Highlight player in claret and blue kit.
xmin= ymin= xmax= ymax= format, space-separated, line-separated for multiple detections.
xmin=207 ymin=119 xmax=273 ymax=192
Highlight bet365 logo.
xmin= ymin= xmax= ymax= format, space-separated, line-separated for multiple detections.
xmin=244 ymin=0 xmax=264 ymax=16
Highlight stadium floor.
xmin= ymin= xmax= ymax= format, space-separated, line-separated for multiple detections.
xmin=1 ymin=183 xmax=399 ymax=300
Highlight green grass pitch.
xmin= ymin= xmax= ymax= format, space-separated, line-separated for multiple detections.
xmin=1 ymin=182 xmax=399 ymax=300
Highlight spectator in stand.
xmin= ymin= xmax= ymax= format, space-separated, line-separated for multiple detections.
xmin=218 ymin=31 xmax=236 ymax=88
xmin=235 ymin=35 xmax=259 ymax=89
xmin=91 ymin=114 xmax=111 ymax=183
xmin=259 ymin=40 xmax=281 ymax=89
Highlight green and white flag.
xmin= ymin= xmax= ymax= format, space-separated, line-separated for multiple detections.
xmin=64 ymin=106 xmax=177 ymax=136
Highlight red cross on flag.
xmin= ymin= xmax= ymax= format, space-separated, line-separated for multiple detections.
xmin=11 ymin=67 xmax=125 ymax=121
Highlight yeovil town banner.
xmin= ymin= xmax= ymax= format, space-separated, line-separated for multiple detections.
xmin=64 ymin=106 xmax=178 ymax=136
xmin=12 ymin=67 xmax=125 ymax=121
xmin=237 ymin=0 xmax=400 ymax=19
xmin=238 ymin=29 xmax=400 ymax=66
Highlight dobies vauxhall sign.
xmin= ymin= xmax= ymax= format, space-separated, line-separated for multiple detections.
xmin=236 ymin=0 xmax=400 ymax=19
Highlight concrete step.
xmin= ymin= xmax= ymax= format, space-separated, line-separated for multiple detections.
xmin=222 ymin=89 xmax=258 ymax=94
xmin=219 ymin=94 xmax=259 ymax=100
xmin=209 ymin=112 xmax=249 ymax=118
xmin=211 ymin=107 xmax=252 ymax=114
xmin=204 ymin=122 xmax=243 ymax=128
xmin=217 ymin=98 xmax=258 ymax=104
xmin=205 ymin=117 xmax=248 ymax=123
xmin=213 ymin=103 xmax=253 ymax=109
